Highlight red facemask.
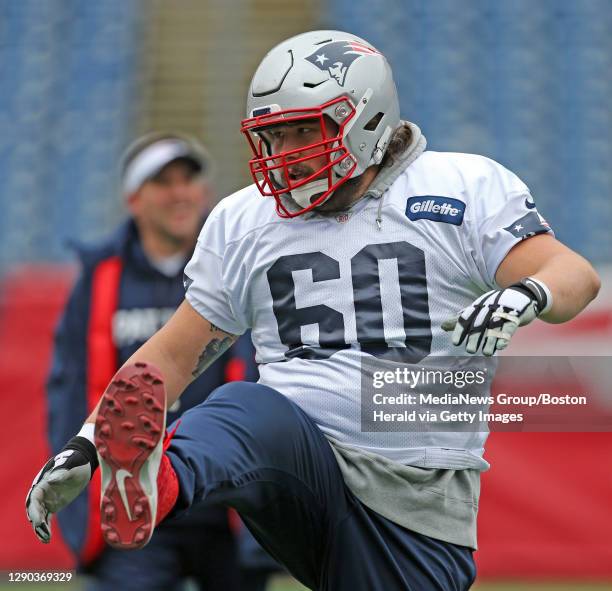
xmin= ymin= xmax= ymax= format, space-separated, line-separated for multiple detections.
xmin=241 ymin=97 xmax=358 ymax=218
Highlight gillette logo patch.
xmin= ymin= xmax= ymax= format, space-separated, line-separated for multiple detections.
xmin=406 ymin=196 xmax=466 ymax=226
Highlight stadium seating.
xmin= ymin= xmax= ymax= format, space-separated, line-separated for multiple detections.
xmin=328 ymin=0 xmax=612 ymax=264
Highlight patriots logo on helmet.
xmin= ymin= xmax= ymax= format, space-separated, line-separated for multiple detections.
xmin=305 ymin=40 xmax=380 ymax=86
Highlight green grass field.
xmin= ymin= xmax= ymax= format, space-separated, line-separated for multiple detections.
xmin=1 ymin=576 xmax=611 ymax=591
xmin=266 ymin=581 xmax=612 ymax=591
xmin=270 ymin=583 xmax=612 ymax=591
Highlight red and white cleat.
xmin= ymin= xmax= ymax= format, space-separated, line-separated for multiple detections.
xmin=94 ymin=362 xmax=167 ymax=550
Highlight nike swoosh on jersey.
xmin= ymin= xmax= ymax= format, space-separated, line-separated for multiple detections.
xmin=116 ymin=469 xmax=134 ymax=521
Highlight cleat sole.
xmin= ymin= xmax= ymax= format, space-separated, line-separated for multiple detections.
xmin=95 ymin=362 xmax=166 ymax=550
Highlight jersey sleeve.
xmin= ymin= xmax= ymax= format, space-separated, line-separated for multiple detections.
xmin=471 ymin=159 xmax=554 ymax=288
xmin=183 ymin=209 xmax=249 ymax=335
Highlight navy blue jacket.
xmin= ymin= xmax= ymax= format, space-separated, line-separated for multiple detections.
xmin=47 ymin=219 xmax=258 ymax=565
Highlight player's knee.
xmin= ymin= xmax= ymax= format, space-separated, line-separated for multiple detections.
xmin=206 ymin=382 xmax=306 ymax=442
xmin=208 ymin=381 xmax=286 ymax=408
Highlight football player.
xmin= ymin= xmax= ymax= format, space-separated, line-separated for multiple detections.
xmin=27 ymin=31 xmax=600 ymax=590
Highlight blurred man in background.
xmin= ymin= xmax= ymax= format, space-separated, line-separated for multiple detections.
xmin=46 ymin=132 xmax=258 ymax=591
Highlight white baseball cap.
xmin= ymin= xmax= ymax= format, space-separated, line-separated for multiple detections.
xmin=121 ymin=132 xmax=210 ymax=195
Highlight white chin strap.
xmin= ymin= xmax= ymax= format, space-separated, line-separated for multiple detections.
xmin=289 ymin=178 xmax=332 ymax=209
xmin=270 ymin=165 xmax=343 ymax=210
xmin=270 ymin=166 xmax=340 ymax=210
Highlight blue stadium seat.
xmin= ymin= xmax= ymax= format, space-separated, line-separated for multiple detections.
xmin=0 ymin=1 xmax=144 ymax=269
xmin=327 ymin=0 xmax=612 ymax=263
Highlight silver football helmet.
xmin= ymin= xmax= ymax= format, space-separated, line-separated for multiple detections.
xmin=241 ymin=30 xmax=400 ymax=217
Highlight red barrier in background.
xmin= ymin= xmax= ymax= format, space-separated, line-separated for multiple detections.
xmin=0 ymin=267 xmax=75 ymax=569
xmin=478 ymin=431 xmax=612 ymax=579
xmin=0 ymin=266 xmax=611 ymax=577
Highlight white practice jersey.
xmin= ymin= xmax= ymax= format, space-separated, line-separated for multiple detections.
xmin=185 ymin=151 xmax=553 ymax=470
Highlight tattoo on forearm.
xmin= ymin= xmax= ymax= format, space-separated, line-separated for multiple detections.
xmin=192 ymin=323 xmax=234 ymax=378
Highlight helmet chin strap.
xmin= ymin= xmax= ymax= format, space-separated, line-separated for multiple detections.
xmin=289 ymin=178 xmax=331 ymax=209
xmin=289 ymin=175 xmax=342 ymax=209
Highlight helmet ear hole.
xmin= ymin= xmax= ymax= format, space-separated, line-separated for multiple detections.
xmin=364 ymin=112 xmax=384 ymax=131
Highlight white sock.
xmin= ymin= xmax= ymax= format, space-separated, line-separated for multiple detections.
xmin=77 ymin=423 xmax=95 ymax=445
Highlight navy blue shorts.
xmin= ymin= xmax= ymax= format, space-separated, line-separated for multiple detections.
xmin=166 ymin=382 xmax=476 ymax=591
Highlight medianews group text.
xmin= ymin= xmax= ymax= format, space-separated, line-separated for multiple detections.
xmin=371 ymin=393 xmax=588 ymax=407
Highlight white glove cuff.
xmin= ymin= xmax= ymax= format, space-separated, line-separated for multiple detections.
xmin=77 ymin=423 xmax=95 ymax=445
xmin=524 ymin=277 xmax=553 ymax=315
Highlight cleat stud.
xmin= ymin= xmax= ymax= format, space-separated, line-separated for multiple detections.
xmin=142 ymin=372 xmax=162 ymax=385
xmin=138 ymin=414 xmax=156 ymax=430
xmin=106 ymin=531 xmax=118 ymax=543
xmin=97 ymin=444 xmax=108 ymax=456
xmin=142 ymin=394 xmax=163 ymax=412
xmin=134 ymin=531 xmax=146 ymax=543
xmin=135 ymin=437 xmax=154 ymax=450
xmin=135 ymin=362 xmax=147 ymax=368
xmin=121 ymin=421 xmax=135 ymax=430
xmin=100 ymin=425 xmax=111 ymax=436
xmin=126 ymin=396 xmax=138 ymax=405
